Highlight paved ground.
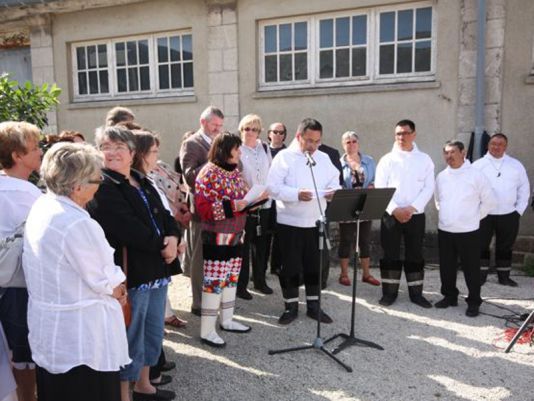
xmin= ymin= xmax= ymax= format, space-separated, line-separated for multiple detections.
xmin=163 ymin=266 xmax=533 ymax=401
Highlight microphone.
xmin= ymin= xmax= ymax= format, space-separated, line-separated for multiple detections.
xmin=304 ymin=151 xmax=316 ymax=166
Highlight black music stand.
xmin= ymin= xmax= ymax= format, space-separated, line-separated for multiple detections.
xmin=323 ymin=188 xmax=395 ymax=354
xmin=504 ymin=309 xmax=534 ymax=353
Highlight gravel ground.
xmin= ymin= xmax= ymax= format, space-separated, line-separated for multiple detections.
xmin=162 ymin=266 xmax=533 ymax=401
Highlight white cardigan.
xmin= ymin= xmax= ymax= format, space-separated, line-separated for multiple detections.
xmin=23 ymin=193 xmax=130 ymax=373
xmin=375 ymin=143 xmax=435 ymax=215
xmin=435 ymin=161 xmax=497 ymax=233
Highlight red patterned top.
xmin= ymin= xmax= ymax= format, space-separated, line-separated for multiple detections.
xmin=195 ymin=162 xmax=248 ymax=234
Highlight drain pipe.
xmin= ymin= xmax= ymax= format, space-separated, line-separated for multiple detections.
xmin=473 ymin=0 xmax=487 ymax=160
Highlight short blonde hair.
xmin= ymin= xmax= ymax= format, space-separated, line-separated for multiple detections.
xmin=41 ymin=142 xmax=103 ymax=196
xmin=0 ymin=121 xmax=41 ymax=169
xmin=238 ymin=114 xmax=262 ymax=138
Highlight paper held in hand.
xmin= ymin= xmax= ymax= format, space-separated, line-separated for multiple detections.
xmin=312 ymin=189 xmax=336 ymax=199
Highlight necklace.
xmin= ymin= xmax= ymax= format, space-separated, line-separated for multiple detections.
xmin=488 ymin=157 xmax=504 ymax=178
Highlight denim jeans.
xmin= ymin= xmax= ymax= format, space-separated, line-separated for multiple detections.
xmin=120 ymin=285 xmax=167 ymax=382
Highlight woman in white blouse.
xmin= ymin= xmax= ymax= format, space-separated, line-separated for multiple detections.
xmin=236 ymin=114 xmax=274 ymax=299
xmin=0 ymin=121 xmax=43 ymax=401
xmin=23 ymin=143 xmax=130 ymax=401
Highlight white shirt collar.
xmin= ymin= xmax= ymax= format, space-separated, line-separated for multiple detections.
xmin=199 ymin=130 xmax=213 ymax=145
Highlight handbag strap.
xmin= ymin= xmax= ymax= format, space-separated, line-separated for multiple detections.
xmin=122 ymin=246 xmax=128 ymax=287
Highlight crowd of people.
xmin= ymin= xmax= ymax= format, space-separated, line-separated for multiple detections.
xmin=0 ymin=105 xmax=530 ymax=401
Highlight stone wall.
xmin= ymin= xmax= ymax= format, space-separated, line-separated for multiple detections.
xmin=207 ymin=0 xmax=239 ymax=130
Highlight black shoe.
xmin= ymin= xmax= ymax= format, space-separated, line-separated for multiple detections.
xmin=465 ymin=304 xmax=480 ymax=317
xmin=410 ymin=295 xmax=432 ymax=309
xmin=254 ymin=284 xmax=273 ymax=295
xmin=150 ymin=374 xmax=172 ymax=387
xmin=306 ymin=308 xmax=333 ymax=324
xmin=498 ymin=277 xmax=518 ymax=287
xmin=278 ymin=309 xmax=298 ymax=325
xmin=191 ymin=307 xmax=201 ymax=317
xmin=236 ymin=288 xmax=253 ymax=300
xmin=378 ymin=295 xmax=397 ymax=306
xmin=159 ymin=361 xmax=176 ymax=372
xmin=434 ymin=297 xmax=458 ymax=308
xmin=132 ymin=388 xmax=176 ymax=401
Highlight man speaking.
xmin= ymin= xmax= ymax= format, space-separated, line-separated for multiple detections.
xmin=267 ymin=118 xmax=340 ymax=325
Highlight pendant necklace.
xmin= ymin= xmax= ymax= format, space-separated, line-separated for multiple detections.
xmin=489 ymin=158 xmax=504 ymax=178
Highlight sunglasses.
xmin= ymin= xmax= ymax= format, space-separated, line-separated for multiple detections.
xmin=87 ymin=174 xmax=105 ymax=185
xmin=270 ymin=130 xmax=286 ymax=135
xmin=243 ymin=127 xmax=260 ymax=133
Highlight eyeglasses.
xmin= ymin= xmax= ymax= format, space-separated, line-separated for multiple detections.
xmin=269 ymin=130 xmax=286 ymax=135
xmin=344 ymin=140 xmax=358 ymax=144
xmin=100 ymin=144 xmax=130 ymax=152
xmin=87 ymin=174 xmax=105 ymax=185
xmin=243 ymin=127 xmax=260 ymax=133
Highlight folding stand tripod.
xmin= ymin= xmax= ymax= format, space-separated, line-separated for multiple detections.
xmin=268 ymin=154 xmax=352 ymax=372
xmin=323 ymin=188 xmax=394 ymax=354
xmin=504 ymin=309 xmax=534 ymax=353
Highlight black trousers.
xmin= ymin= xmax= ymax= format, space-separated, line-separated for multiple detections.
xmin=36 ymin=365 xmax=120 ymax=401
xmin=479 ymin=212 xmax=520 ymax=268
xmin=380 ymin=213 xmax=425 ymax=267
xmin=149 ymin=348 xmax=167 ymax=380
xmin=277 ymin=224 xmax=321 ymax=302
xmin=238 ymin=208 xmax=272 ymax=289
xmin=438 ymin=229 xmax=482 ymax=306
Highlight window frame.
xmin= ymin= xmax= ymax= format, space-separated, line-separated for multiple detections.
xmin=71 ymin=30 xmax=194 ymax=102
xmin=258 ymin=1 xmax=436 ymax=91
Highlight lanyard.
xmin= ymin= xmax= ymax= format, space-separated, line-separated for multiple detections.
xmin=136 ymin=187 xmax=161 ymax=237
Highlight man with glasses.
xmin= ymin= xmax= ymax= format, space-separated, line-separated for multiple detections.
xmin=266 ymin=122 xmax=287 ymax=277
xmin=267 ymin=118 xmax=340 ymax=325
xmin=267 ymin=122 xmax=287 ymax=158
xmin=179 ymin=106 xmax=224 ymax=316
xmin=375 ymin=119 xmax=435 ymax=308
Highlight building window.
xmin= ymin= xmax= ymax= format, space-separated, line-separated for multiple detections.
xmin=115 ymin=39 xmax=150 ymax=93
xmin=318 ymin=15 xmax=367 ymax=79
xmin=76 ymin=44 xmax=109 ymax=95
xmin=378 ymin=7 xmax=432 ymax=75
xmin=156 ymin=34 xmax=194 ymax=91
xmin=263 ymin=21 xmax=308 ymax=83
xmin=259 ymin=2 xmax=434 ymax=90
xmin=72 ymin=31 xmax=193 ymax=101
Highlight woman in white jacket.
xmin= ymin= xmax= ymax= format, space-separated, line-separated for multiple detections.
xmin=23 ymin=143 xmax=130 ymax=401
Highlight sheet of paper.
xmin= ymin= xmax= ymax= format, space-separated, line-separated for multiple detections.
xmin=311 ymin=189 xmax=336 ymax=199
xmin=244 ymin=184 xmax=267 ymax=203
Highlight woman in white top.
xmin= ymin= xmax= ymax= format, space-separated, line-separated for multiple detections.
xmin=23 ymin=143 xmax=130 ymax=401
xmin=0 ymin=121 xmax=43 ymax=401
xmin=236 ymin=114 xmax=274 ymax=299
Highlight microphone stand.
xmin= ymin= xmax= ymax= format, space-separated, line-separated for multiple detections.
xmin=268 ymin=152 xmax=352 ymax=373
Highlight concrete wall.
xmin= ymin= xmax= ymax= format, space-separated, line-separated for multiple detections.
xmin=52 ymin=0 xmax=209 ymax=163
xmin=237 ymin=0 xmax=460 ymax=230
xmin=500 ymin=0 xmax=534 ymax=234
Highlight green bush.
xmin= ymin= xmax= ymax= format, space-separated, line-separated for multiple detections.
xmin=0 ymin=73 xmax=61 ymax=129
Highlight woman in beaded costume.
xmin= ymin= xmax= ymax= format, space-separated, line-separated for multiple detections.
xmin=195 ymin=132 xmax=258 ymax=348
